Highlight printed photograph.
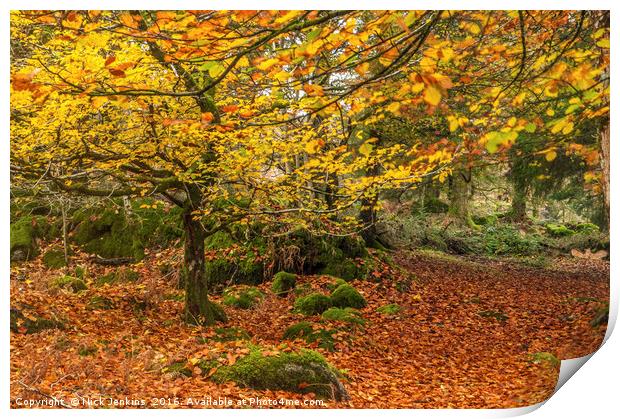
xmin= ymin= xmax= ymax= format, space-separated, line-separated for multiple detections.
xmin=9 ymin=9 xmax=610 ymax=409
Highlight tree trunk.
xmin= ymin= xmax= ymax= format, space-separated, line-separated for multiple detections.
xmin=182 ymin=208 xmax=226 ymax=325
xmin=600 ymin=124 xmax=610 ymax=231
xmin=509 ymin=180 xmax=528 ymax=222
xmin=448 ymin=169 xmax=471 ymax=223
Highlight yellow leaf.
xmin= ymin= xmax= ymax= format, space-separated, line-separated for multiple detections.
xmin=545 ymin=150 xmax=557 ymax=162
xmin=423 ymin=85 xmax=441 ymax=106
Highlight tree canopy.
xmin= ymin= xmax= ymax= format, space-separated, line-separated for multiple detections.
xmin=10 ymin=10 xmax=609 ymax=324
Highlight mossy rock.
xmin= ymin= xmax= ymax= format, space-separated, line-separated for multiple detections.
xmin=574 ymin=223 xmax=600 ymax=234
xmin=545 ymin=223 xmax=575 ymax=237
xmin=320 ymin=258 xmax=361 ymax=281
xmin=271 ymin=271 xmax=297 ymax=296
xmin=376 ymin=303 xmax=402 ymax=315
xmin=327 ymin=278 xmax=348 ymax=292
xmin=72 ymin=208 xmax=145 ymax=261
xmin=42 ymin=247 xmax=67 ymax=269
xmin=222 ymin=286 xmax=264 ymax=309
xmin=282 ymin=322 xmax=336 ymax=351
xmin=10 ymin=216 xmax=48 ymax=262
xmin=50 ymin=275 xmax=87 ymax=293
xmin=86 ymin=295 xmax=115 ymax=310
xmin=212 ymin=348 xmax=349 ymax=400
xmin=294 ymin=293 xmax=332 ymax=315
xmin=10 ymin=307 xmax=63 ymax=334
xmin=321 ymin=307 xmax=365 ymax=325
xmin=282 ymin=321 xmax=315 ymax=340
xmin=330 ymin=284 xmax=366 ymax=309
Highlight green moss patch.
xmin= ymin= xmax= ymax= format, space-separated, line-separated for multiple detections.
xmin=377 ymin=303 xmax=402 ymax=315
xmin=282 ymin=322 xmax=336 ymax=351
xmin=10 ymin=216 xmax=48 ymax=262
xmin=212 ymin=348 xmax=349 ymax=400
xmin=10 ymin=307 xmax=63 ymax=334
xmin=50 ymin=275 xmax=87 ymax=293
xmin=42 ymin=247 xmax=67 ymax=269
xmin=294 ymin=293 xmax=332 ymax=315
xmin=321 ymin=307 xmax=365 ymax=325
xmin=271 ymin=271 xmax=297 ymax=296
xmin=222 ymin=286 xmax=264 ymax=309
xmin=330 ymin=284 xmax=366 ymax=309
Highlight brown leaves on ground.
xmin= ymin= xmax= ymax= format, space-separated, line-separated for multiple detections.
xmin=10 ymin=247 xmax=608 ymax=408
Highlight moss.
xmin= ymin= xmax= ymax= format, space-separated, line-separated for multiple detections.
xmin=282 ymin=322 xmax=336 ymax=351
xmin=294 ymin=293 xmax=332 ymax=315
xmin=330 ymin=284 xmax=366 ymax=309
xmin=10 ymin=216 xmax=47 ymax=261
xmin=320 ymin=258 xmax=360 ymax=281
xmin=321 ymin=307 xmax=365 ymax=325
xmin=72 ymin=208 xmax=145 ymax=261
xmin=222 ymin=286 xmax=264 ymax=309
xmin=42 ymin=248 xmax=67 ymax=269
xmin=10 ymin=308 xmax=62 ymax=334
xmin=423 ymin=197 xmax=449 ymax=214
xmin=376 ymin=303 xmax=402 ymax=315
xmin=86 ymin=295 xmax=115 ymax=310
xmin=545 ymin=223 xmax=576 ymax=237
xmin=74 ymin=265 xmax=87 ymax=279
xmin=327 ymin=278 xmax=348 ymax=292
xmin=184 ymin=282 xmax=228 ymax=326
xmin=271 ymin=271 xmax=297 ymax=296
xmin=204 ymin=231 xmax=234 ymax=250
xmin=204 ymin=257 xmax=264 ymax=291
xmin=78 ymin=345 xmax=98 ymax=357
xmin=574 ymin=223 xmax=600 ymax=234
xmin=212 ymin=348 xmax=348 ymax=400
xmin=164 ymin=361 xmax=193 ymax=377
xmin=50 ymin=275 xmax=87 ymax=293
xmin=530 ymin=352 xmax=560 ymax=368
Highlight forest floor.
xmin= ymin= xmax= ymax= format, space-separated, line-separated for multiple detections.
xmin=10 ymin=246 xmax=609 ymax=409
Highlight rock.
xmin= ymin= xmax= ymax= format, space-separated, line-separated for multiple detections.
xmin=294 ymin=293 xmax=332 ymax=315
xmin=330 ymin=284 xmax=366 ymax=309
xmin=271 ymin=271 xmax=297 ymax=296
xmin=222 ymin=286 xmax=264 ymax=309
xmin=212 ymin=348 xmax=349 ymax=400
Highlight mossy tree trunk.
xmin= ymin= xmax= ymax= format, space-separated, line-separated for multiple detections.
xmin=182 ymin=189 xmax=226 ymax=325
xmin=448 ymin=168 xmax=476 ymax=227
xmin=509 ymin=178 xmax=529 ymax=222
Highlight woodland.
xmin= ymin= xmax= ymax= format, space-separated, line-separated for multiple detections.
xmin=9 ymin=10 xmax=610 ymax=408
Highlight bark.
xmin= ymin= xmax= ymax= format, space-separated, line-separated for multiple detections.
xmin=508 ymin=180 xmax=528 ymax=222
xmin=448 ymin=169 xmax=471 ymax=223
xmin=181 ymin=191 xmax=226 ymax=325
